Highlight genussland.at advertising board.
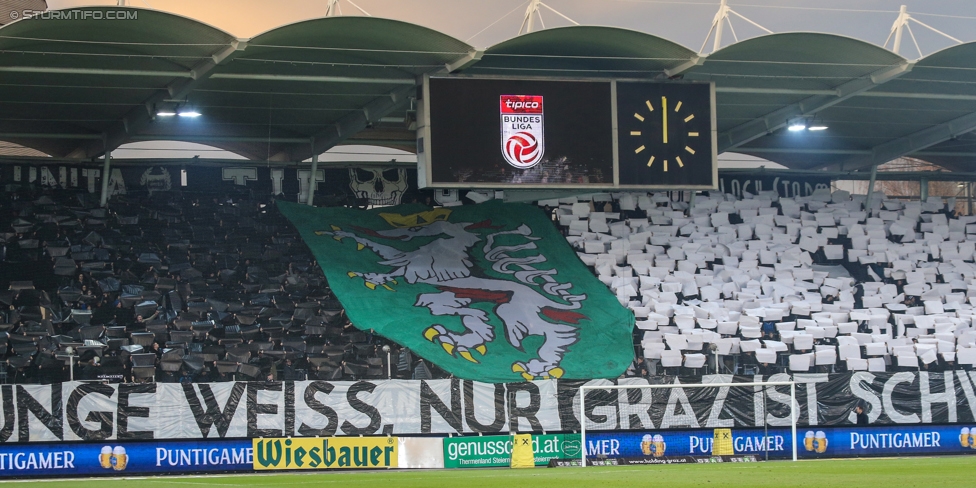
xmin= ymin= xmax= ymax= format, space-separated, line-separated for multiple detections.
xmin=443 ymin=434 xmax=581 ymax=468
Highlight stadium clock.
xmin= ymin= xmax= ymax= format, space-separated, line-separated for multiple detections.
xmin=615 ymin=81 xmax=716 ymax=188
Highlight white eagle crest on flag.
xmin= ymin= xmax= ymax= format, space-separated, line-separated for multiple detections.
xmin=316 ymin=208 xmax=585 ymax=380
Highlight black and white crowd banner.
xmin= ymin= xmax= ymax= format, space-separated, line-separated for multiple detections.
xmin=5 ymin=160 xmax=832 ymax=205
xmin=0 ymin=162 xmax=422 ymax=206
xmin=0 ymin=163 xmax=178 ymax=196
xmin=717 ymin=174 xmax=832 ymax=199
xmin=2 ymin=372 xmax=976 ymax=443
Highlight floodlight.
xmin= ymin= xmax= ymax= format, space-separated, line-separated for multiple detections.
xmin=808 ymin=116 xmax=828 ymax=131
xmin=787 ymin=119 xmax=807 ymax=131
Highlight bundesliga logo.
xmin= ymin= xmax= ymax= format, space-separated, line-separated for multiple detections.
xmin=500 ymin=95 xmax=545 ymax=169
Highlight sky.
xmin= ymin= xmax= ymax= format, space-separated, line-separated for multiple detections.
xmin=47 ymin=0 xmax=976 ymax=54
xmin=39 ymin=1 xmax=976 ymax=164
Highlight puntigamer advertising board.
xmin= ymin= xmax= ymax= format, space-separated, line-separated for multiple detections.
xmin=581 ymin=425 xmax=976 ymax=461
xmin=417 ymin=76 xmax=717 ymax=190
xmin=0 ymin=439 xmax=252 ymax=477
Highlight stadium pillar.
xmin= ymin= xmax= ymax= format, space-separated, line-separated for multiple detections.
xmin=920 ymin=178 xmax=928 ymax=201
xmin=307 ymin=140 xmax=318 ymax=207
xmin=99 ymin=149 xmax=112 ymax=208
xmin=865 ymin=164 xmax=878 ymax=213
xmin=526 ymin=0 xmax=538 ymax=33
xmin=892 ymin=5 xmax=908 ymax=55
xmin=689 ymin=190 xmax=697 ymax=212
xmin=965 ymin=182 xmax=973 ymax=215
xmin=713 ymin=0 xmax=727 ymax=53
xmin=790 ymin=382 xmax=798 ymax=462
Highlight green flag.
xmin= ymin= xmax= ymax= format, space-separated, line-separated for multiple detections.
xmin=278 ymin=200 xmax=634 ymax=383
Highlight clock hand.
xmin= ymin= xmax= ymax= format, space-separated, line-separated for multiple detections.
xmin=662 ymin=96 xmax=668 ymax=144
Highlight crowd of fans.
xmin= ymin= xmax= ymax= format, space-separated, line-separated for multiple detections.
xmin=547 ymin=189 xmax=976 ymax=378
xmin=0 ymin=188 xmax=442 ymax=384
xmin=3 ymin=182 xmax=976 ymax=385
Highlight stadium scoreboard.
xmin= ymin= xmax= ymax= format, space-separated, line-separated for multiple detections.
xmin=417 ymin=75 xmax=717 ymax=190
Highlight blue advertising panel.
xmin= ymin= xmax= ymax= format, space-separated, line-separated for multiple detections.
xmin=795 ymin=425 xmax=976 ymax=458
xmin=584 ymin=425 xmax=976 ymax=460
xmin=0 ymin=439 xmax=252 ymax=477
xmin=583 ymin=429 xmax=788 ymax=459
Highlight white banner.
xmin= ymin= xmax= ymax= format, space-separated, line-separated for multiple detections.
xmin=3 ymin=372 xmax=976 ymax=443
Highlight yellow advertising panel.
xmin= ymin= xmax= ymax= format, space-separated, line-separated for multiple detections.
xmin=712 ymin=429 xmax=734 ymax=456
xmin=253 ymin=437 xmax=397 ymax=470
xmin=510 ymin=434 xmax=535 ymax=469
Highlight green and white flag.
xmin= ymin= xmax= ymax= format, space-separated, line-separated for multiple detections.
xmin=278 ymin=200 xmax=634 ymax=383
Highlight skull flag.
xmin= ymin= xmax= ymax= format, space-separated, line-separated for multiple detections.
xmin=278 ymin=200 xmax=635 ymax=382
xmin=348 ymin=168 xmax=408 ymax=206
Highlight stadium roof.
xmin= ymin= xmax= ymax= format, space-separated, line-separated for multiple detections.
xmin=3 ymin=5 xmax=976 ymax=173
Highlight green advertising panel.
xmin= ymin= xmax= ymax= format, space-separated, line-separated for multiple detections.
xmin=278 ymin=200 xmax=634 ymax=382
xmin=443 ymin=434 xmax=581 ymax=468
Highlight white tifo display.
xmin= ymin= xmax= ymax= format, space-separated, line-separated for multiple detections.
xmin=538 ymin=188 xmax=976 ymax=375
xmin=578 ymin=381 xmax=799 ymax=466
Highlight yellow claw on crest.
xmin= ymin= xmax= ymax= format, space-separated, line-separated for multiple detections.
xmin=316 ymin=225 xmax=342 ymax=236
xmin=423 ymin=327 xmax=440 ymax=342
xmin=347 ymin=272 xmax=357 ymax=278
xmin=512 ymin=363 xmax=536 ymax=381
xmin=357 ymin=243 xmax=365 ymax=251
xmin=459 ymin=350 xmax=479 ymax=364
xmin=364 ymin=282 xmax=377 ymax=290
xmin=441 ymin=342 xmax=455 ymax=356
xmin=475 ymin=344 xmax=487 ymax=355
xmin=381 ymin=284 xmax=395 ymax=292
xmin=548 ymin=367 xmax=565 ymax=379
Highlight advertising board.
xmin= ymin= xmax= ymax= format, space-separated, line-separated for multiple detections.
xmin=582 ymin=424 xmax=976 ymax=460
xmin=252 ymin=437 xmax=397 ymax=470
xmin=443 ymin=433 xmax=581 ymax=468
xmin=0 ymin=439 xmax=252 ymax=477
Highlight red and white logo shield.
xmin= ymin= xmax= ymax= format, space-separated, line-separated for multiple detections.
xmin=500 ymin=95 xmax=544 ymax=169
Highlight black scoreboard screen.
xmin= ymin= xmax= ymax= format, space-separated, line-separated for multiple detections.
xmin=417 ymin=76 xmax=716 ymax=190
